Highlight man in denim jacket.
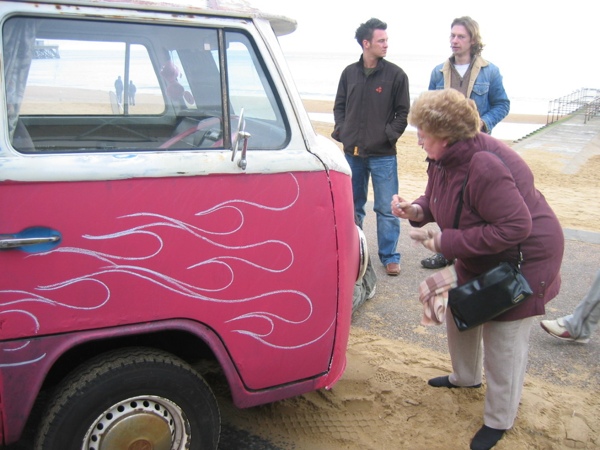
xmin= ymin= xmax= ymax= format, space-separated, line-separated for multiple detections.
xmin=429 ymin=16 xmax=509 ymax=133
xmin=422 ymin=16 xmax=510 ymax=270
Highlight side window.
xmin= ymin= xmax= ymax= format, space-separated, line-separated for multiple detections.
xmin=2 ymin=16 xmax=286 ymax=154
xmin=21 ymin=41 xmax=163 ymax=116
xmin=224 ymin=32 xmax=287 ymax=149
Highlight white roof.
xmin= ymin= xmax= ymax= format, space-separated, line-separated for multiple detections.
xmin=11 ymin=0 xmax=297 ymax=36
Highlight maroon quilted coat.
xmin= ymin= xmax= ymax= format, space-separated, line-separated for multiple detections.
xmin=412 ymin=133 xmax=564 ymax=321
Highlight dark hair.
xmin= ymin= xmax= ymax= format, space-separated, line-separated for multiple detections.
xmin=451 ymin=16 xmax=485 ymax=56
xmin=355 ymin=18 xmax=387 ymax=48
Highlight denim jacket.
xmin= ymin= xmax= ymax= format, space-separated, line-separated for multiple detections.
xmin=428 ymin=56 xmax=510 ymax=133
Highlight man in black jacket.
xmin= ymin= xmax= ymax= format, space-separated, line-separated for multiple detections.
xmin=332 ymin=18 xmax=410 ymax=276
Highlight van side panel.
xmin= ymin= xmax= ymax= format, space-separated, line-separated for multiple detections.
xmin=320 ymin=170 xmax=357 ymax=388
xmin=0 ymin=171 xmax=342 ymax=389
xmin=0 ymin=2 xmax=360 ymax=446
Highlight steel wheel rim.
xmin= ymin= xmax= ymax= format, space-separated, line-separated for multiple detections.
xmin=82 ymin=395 xmax=190 ymax=450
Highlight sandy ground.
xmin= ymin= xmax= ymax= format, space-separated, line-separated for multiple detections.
xmin=215 ymin=100 xmax=600 ymax=449
xmin=10 ymin=91 xmax=598 ymax=449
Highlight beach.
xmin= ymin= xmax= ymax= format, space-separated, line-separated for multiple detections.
xmin=303 ymin=98 xmax=600 ymax=234
xmin=9 ymin=90 xmax=599 ymax=449
xmin=214 ymin=101 xmax=600 ymax=449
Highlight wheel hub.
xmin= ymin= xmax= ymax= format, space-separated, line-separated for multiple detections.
xmin=84 ymin=396 xmax=186 ymax=450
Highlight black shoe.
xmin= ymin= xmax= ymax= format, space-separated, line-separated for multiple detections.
xmin=428 ymin=375 xmax=481 ymax=389
xmin=421 ymin=253 xmax=450 ymax=269
xmin=470 ymin=425 xmax=506 ymax=450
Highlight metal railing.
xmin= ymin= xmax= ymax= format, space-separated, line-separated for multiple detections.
xmin=547 ymin=87 xmax=600 ymax=125
xmin=584 ymin=95 xmax=600 ymax=123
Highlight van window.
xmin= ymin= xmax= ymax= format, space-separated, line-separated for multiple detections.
xmin=21 ymin=41 xmax=164 ymax=116
xmin=3 ymin=16 xmax=287 ymax=153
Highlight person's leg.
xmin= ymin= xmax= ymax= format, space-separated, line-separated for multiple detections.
xmin=445 ymin=311 xmax=484 ymax=386
xmin=482 ymin=317 xmax=534 ymax=430
xmin=429 ymin=312 xmax=483 ymax=388
xmin=563 ymin=269 xmax=600 ymax=340
xmin=352 ymin=256 xmax=377 ymax=313
xmin=368 ymin=155 xmax=400 ymax=266
xmin=345 ymin=154 xmax=369 ymax=229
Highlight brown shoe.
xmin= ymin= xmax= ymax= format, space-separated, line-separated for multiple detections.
xmin=386 ymin=263 xmax=400 ymax=276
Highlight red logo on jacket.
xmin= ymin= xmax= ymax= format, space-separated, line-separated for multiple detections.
xmin=375 ymin=86 xmax=383 ymax=93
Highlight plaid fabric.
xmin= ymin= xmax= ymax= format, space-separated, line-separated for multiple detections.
xmin=418 ymin=265 xmax=457 ymax=326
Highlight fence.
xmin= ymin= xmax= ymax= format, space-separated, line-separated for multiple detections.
xmin=547 ymin=87 xmax=600 ymax=125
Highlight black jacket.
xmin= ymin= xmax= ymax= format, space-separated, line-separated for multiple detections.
xmin=332 ymin=56 xmax=410 ymax=157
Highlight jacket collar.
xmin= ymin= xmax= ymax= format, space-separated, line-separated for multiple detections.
xmin=446 ymin=54 xmax=489 ymax=69
xmin=357 ymin=54 xmax=385 ymax=71
xmin=435 ymin=135 xmax=480 ymax=170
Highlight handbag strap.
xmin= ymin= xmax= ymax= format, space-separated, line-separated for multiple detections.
xmin=453 ymin=175 xmax=469 ymax=229
xmin=452 ymin=157 xmax=524 ymax=269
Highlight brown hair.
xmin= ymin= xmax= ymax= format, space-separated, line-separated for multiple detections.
xmin=408 ymin=89 xmax=481 ymax=144
xmin=451 ymin=16 xmax=485 ymax=57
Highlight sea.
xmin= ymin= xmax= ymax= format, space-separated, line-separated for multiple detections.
xmin=283 ymin=51 xmax=572 ymax=142
xmin=28 ymin=45 xmax=587 ymax=142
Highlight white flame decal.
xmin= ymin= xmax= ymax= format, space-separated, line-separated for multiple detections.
xmin=1 ymin=174 xmax=335 ymax=367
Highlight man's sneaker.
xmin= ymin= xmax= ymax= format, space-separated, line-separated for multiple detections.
xmin=421 ymin=253 xmax=450 ymax=269
xmin=540 ymin=318 xmax=590 ymax=343
xmin=367 ymin=285 xmax=377 ymax=300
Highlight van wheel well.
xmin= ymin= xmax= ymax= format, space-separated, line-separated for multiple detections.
xmin=34 ymin=347 xmax=220 ymax=450
xmin=42 ymin=329 xmax=219 ymax=389
xmin=20 ymin=330 xmax=226 ymax=449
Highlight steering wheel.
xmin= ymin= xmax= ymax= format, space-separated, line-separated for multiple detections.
xmin=159 ymin=116 xmax=221 ymax=149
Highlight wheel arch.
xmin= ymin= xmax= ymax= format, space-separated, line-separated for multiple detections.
xmin=2 ymin=319 xmax=239 ymax=446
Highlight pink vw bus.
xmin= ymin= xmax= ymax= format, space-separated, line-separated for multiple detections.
xmin=0 ymin=1 xmax=366 ymax=448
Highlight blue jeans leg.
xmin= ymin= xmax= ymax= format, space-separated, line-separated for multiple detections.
xmin=370 ymin=155 xmax=400 ymax=265
xmin=345 ymin=154 xmax=369 ymax=229
xmin=345 ymin=154 xmax=400 ymax=266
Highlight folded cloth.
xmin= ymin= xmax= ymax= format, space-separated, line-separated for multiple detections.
xmin=418 ymin=265 xmax=457 ymax=326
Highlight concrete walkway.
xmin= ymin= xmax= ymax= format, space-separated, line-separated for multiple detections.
xmin=512 ymin=114 xmax=600 ymax=244
xmin=512 ymin=114 xmax=600 ymax=175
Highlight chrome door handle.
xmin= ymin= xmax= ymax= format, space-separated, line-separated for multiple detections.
xmin=0 ymin=234 xmax=60 ymax=249
xmin=0 ymin=227 xmax=62 ymax=252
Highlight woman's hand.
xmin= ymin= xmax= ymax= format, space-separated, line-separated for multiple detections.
xmin=391 ymin=194 xmax=422 ymax=221
xmin=409 ymin=229 xmax=442 ymax=253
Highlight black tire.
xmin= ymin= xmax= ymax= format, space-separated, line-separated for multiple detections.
xmin=34 ymin=347 xmax=220 ymax=450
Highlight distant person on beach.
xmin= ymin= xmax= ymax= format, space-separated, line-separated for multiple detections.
xmin=332 ymin=18 xmax=410 ymax=277
xmin=422 ymin=16 xmax=510 ymax=270
xmin=393 ymin=88 xmax=563 ymax=450
xmin=541 ymin=269 xmax=600 ymax=343
xmin=114 ymin=76 xmax=123 ymax=104
xmin=128 ymin=80 xmax=137 ymax=106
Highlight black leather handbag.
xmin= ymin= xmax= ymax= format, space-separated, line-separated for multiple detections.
xmin=447 ymin=165 xmax=533 ymax=331
xmin=448 ymin=259 xmax=533 ymax=331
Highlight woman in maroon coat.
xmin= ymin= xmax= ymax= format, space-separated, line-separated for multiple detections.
xmin=392 ymin=89 xmax=564 ymax=450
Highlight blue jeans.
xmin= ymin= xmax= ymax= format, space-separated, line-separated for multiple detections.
xmin=345 ymin=154 xmax=400 ymax=266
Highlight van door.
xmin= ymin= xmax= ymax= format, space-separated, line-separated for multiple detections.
xmin=0 ymin=10 xmax=342 ymax=390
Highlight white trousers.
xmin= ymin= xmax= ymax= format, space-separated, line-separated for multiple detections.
xmin=446 ymin=313 xmax=535 ymax=430
xmin=564 ymin=269 xmax=600 ymax=340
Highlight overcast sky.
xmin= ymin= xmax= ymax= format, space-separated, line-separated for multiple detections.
xmin=250 ymin=0 xmax=594 ymax=55
xmin=161 ymin=0 xmax=597 ymax=97
xmin=249 ymin=0 xmax=598 ymax=92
